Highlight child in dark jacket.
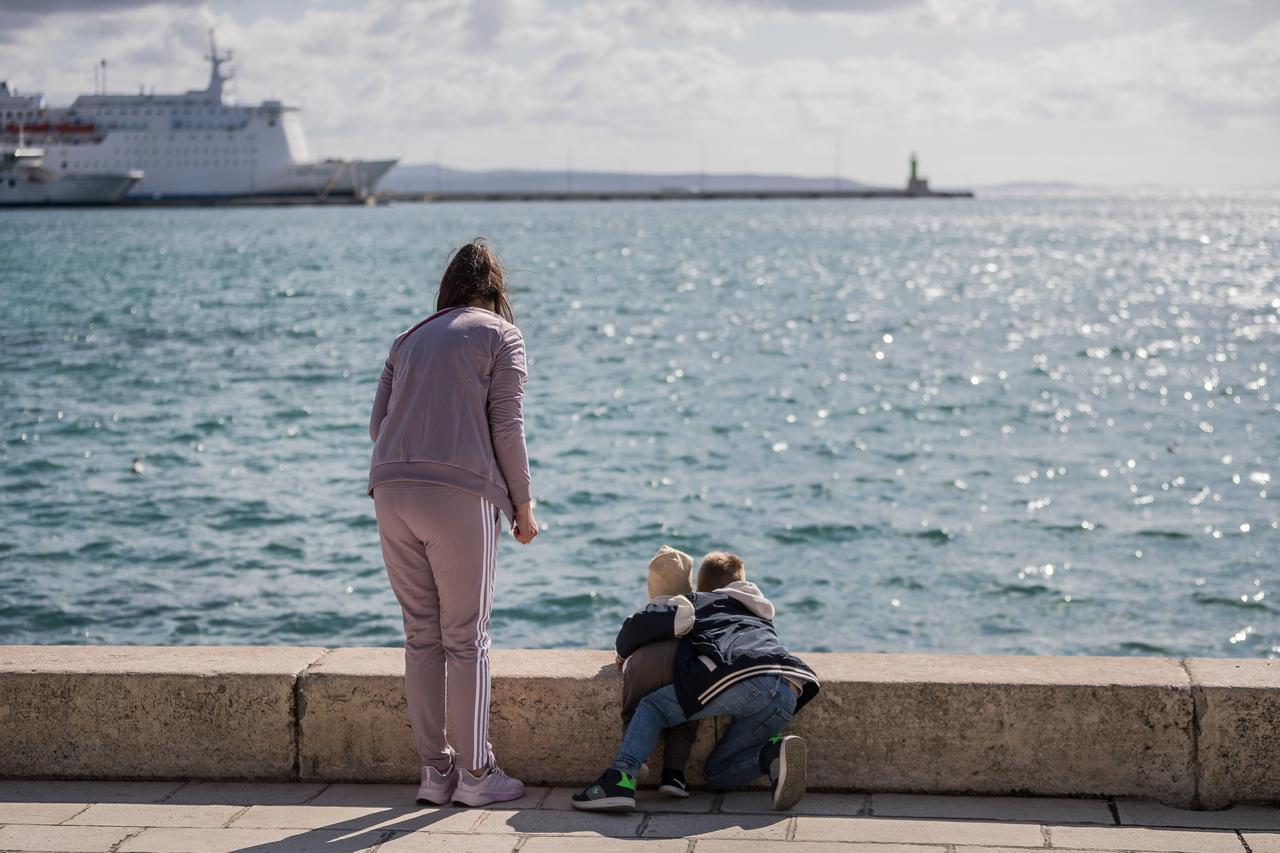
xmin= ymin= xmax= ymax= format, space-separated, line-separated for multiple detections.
xmin=575 ymin=552 xmax=819 ymax=813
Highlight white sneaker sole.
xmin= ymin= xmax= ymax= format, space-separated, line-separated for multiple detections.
xmin=416 ymin=771 xmax=458 ymax=806
xmin=771 ymin=736 xmax=808 ymax=811
xmin=416 ymin=787 xmax=455 ymax=806
xmin=570 ymin=795 xmax=635 ymax=812
xmin=452 ymin=786 xmax=525 ymax=808
xmin=658 ymin=784 xmax=691 ymax=798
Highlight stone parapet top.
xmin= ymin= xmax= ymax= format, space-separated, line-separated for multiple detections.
xmin=0 ymin=644 xmax=328 ymax=676
xmin=0 ymin=646 xmax=1275 ymax=809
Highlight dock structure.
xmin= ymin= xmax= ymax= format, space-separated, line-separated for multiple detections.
xmin=378 ymin=154 xmax=973 ymax=204
xmin=86 ymin=153 xmax=975 ymax=205
xmin=379 ymin=186 xmax=974 ymax=203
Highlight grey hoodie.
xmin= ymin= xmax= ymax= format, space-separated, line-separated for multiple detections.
xmin=368 ymin=306 xmax=532 ymax=521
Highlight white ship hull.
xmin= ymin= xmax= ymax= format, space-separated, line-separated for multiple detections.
xmin=1 ymin=38 xmax=397 ymax=203
xmin=0 ymin=169 xmax=141 ymax=205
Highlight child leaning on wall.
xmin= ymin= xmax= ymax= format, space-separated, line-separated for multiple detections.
xmin=579 ymin=550 xmax=818 ymax=813
xmin=615 ymin=545 xmax=699 ymax=797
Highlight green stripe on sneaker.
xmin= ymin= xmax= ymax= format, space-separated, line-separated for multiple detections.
xmin=617 ymin=772 xmax=637 ymax=791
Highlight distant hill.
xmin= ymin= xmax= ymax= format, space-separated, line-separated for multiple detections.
xmin=383 ymin=164 xmax=874 ymax=194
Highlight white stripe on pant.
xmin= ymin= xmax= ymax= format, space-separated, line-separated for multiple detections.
xmin=374 ymin=483 xmax=501 ymax=772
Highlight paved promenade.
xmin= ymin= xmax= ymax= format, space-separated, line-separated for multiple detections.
xmin=1 ymin=781 xmax=1278 ymax=852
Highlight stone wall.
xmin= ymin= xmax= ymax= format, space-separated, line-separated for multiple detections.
xmin=0 ymin=646 xmax=1274 ymax=808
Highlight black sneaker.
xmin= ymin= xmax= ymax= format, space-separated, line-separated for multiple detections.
xmin=658 ymin=768 xmax=690 ymax=798
xmin=759 ymin=734 xmax=807 ymax=810
xmin=570 ymin=768 xmax=637 ymax=812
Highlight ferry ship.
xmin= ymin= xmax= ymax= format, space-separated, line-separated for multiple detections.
xmin=0 ymin=36 xmax=396 ymax=202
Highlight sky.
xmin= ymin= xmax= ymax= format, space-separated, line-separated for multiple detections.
xmin=2 ymin=0 xmax=1278 ymax=188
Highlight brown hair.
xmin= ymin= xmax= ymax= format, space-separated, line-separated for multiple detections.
xmin=696 ymin=551 xmax=745 ymax=592
xmin=436 ymin=238 xmax=514 ymax=323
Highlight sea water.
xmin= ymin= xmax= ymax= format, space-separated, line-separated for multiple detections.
xmin=1 ymin=194 xmax=1276 ymax=657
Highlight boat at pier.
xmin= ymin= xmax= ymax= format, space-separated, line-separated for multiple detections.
xmin=0 ymin=35 xmax=396 ymax=203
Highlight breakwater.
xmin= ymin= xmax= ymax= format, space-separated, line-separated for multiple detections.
xmin=380 ymin=187 xmax=975 ymax=203
xmin=0 ymin=646 xmax=1274 ymax=809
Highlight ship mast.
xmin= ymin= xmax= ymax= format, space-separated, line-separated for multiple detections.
xmin=204 ymin=29 xmax=233 ymax=104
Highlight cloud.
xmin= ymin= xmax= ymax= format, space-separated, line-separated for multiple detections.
xmin=0 ymin=0 xmax=199 ymax=32
xmin=695 ymin=0 xmax=1018 ymax=32
xmin=0 ymin=0 xmax=194 ymax=10
xmin=0 ymin=0 xmax=202 ymax=46
xmin=721 ymin=0 xmax=920 ymax=11
xmin=464 ymin=0 xmax=540 ymax=47
xmin=1034 ymin=0 xmax=1128 ymax=21
xmin=1018 ymin=20 xmax=1280 ymax=125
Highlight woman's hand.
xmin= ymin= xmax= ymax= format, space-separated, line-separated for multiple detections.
xmin=512 ymin=502 xmax=539 ymax=544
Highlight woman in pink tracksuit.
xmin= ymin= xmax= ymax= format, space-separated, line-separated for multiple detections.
xmin=369 ymin=239 xmax=539 ymax=807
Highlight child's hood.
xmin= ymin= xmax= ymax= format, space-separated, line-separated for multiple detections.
xmin=715 ymin=580 xmax=775 ymax=620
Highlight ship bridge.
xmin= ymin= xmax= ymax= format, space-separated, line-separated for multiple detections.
xmin=0 ymin=82 xmax=46 ymax=125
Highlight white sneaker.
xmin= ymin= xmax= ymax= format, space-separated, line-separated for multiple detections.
xmin=416 ymin=764 xmax=458 ymax=805
xmin=453 ymin=765 xmax=525 ymax=807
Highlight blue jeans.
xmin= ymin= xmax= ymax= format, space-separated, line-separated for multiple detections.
xmin=612 ymin=674 xmax=797 ymax=790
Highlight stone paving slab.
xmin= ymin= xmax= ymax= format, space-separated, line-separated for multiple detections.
xmin=377 ymin=833 xmax=517 ymax=852
xmin=701 ymin=840 xmax=942 ymax=845
xmin=1116 ymin=798 xmax=1280 ymax=830
xmin=477 ymin=807 xmax=646 ymax=837
xmin=229 ymin=803 xmax=482 ymax=833
xmin=162 ymin=780 xmax=328 ymax=805
xmin=542 ymin=785 xmax=716 ymax=811
xmin=794 ymin=815 xmax=1046 ymax=846
xmin=1246 ymin=833 xmax=1280 ymax=853
xmin=641 ymin=812 xmax=792 ymax=839
xmin=1050 ymin=823 xmax=1248 ymax=851
xmin=0 ymin=801 xmax=89 ymax=824
xmin=521 ymin=838 xmax=686 ymax=853
xmin=63 ymin=802 xmax=244 ymax=828
xmin=872 ymin=792 xmax=1113 ymax=824
xmin=957 ymin=849 xmax=1116 ymax=853
xmin=0 ymin=824 xmax=141 ymax=852
xmin=721 ymin=791 xmax=864 ymax=815
xmin=1 ymin=780 xmax=1277 ymax=852
xmin=116 ymin=826 xmax=354 ymax=852
xmin=0 ymin=780 xmax=183 ymax=804
xmin=307 ymin=782 xmax=423 ymax=806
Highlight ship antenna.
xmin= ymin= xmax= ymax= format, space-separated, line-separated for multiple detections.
xmin=205 ymin=28 xmax=231 ymax=101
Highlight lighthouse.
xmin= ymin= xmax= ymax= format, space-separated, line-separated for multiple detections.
xmin=907 ymin=152 xmax=930 ymax=196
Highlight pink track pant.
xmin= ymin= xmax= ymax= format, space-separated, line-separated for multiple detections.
xmin=374 ymin=483 xmax=501 ymax=772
